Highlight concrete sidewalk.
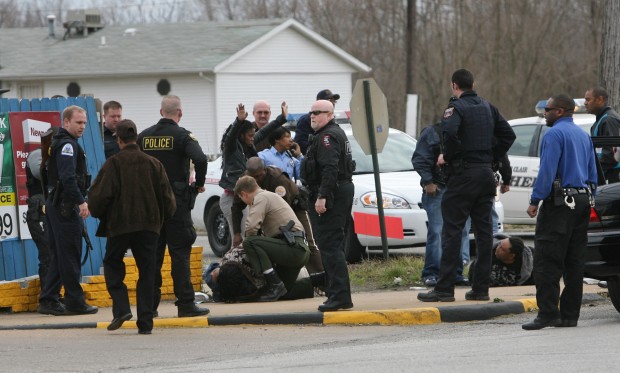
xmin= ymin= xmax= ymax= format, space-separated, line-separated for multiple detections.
xmin=0 ymin=284 xmax=607 ymax=330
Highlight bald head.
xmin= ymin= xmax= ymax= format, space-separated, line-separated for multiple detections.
xmin=309 ymin=100 xmax=334 ymax=131
xmin=160 ymin=95 xmax=182 ymax=121
xmin=253 ymin=100 xmax=271 ymax=128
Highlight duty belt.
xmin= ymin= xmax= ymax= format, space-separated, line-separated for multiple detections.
xmin=563 ymin=187 xmax=589 ymax=196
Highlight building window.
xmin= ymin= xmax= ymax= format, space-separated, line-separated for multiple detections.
xmin=18 ymin=84 xmax=43 ymax=99
xmin=67 ymin=82 xmax=81 ymax=97
xmin=157 ymin=79 xmax=171 ymax=96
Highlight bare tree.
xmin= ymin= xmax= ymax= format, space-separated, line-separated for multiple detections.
xmin=600 ymin=0 xmax=620 ymax=108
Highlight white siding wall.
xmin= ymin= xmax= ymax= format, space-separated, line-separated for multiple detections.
xmin=43 ymin=75 xmax=218 ymax=154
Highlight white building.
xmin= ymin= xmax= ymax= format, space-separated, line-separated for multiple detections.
xmin=0 ymin=18 xmax=371 ymax=154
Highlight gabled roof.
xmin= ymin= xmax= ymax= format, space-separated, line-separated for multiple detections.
xmin=0 ymin=18 xmax=370 ymax=80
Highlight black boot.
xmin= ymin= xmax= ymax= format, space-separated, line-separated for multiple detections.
xmin=259 ymin=271 xmax=287 ymax=302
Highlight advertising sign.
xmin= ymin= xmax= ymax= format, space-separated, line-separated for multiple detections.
xmin=0 ymin=113 xmax=18 ymax=241
xmin=8 ymin=112 xmax=61 ymax=240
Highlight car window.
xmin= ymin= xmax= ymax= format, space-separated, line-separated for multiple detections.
xmin=508 ymin=124 xmax=538 ymax=157
xmin=348 ymin=132 xmax=416 ymax=173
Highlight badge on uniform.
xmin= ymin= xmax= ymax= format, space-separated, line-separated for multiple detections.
xmin=443 ymin=107 xmax=454 ymax=119
xmin=275 ymin=185 xmax=286 ymax=197
xmin=321 ymin=135 xmax=331 ymax=148
xmin=189 ymin=133 xmax=198 ymax=141
xmin=61 ymin=143 xmax=74 ymax=156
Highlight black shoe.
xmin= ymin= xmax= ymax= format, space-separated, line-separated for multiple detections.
xmin=138 ymin=329 xmax=152 ymax=335
xmin=65 ymin=305 xmax=98 ymax=315
xmin=107 ymin=313 xmax=133 ymax=331
xmin=558 ymin=319 xmax=578 ymax=327
xmin=178 ymin=304 xmax=210 ymax=317
xmin=522 ymin=317 xmax=561 ymax=330
xmin=465 ymin=290 xmax=490 ymax=301
xmin=258 ymin=271 xmax=287 ymax=302
xmin=417 ymin=290 xmax=455 ymax=302
xmin=37 ymin=302 xmax=67 ymax=316
xmin=318 ymin=299 xmax=354 ymax=312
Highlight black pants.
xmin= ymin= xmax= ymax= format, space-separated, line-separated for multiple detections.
xmin=533 ymin=195 xmax=590 ymax=321
xmin=104 ymin=231 xmax=158 ymax=332
xmin=153 ymin=195 xmax=197 ymax=310
xmin=308 ymin=181 xmax=354 ymax=303
xmin=435 ymin=166 xmax=496 ymax=294
xmin=39 ymin=199 xmax=87 ymax=310
xmin=26 ymin=194 xmax=51 ymax=291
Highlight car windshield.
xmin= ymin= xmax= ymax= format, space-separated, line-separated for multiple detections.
xmin=348 ymin=131 xmax=416 ymax=174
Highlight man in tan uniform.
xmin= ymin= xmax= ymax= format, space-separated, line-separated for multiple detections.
xmin=234 ymin=175 xmax=310 ymax=302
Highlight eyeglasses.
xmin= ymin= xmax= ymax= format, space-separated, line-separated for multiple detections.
xmin=544 ymin=107 xmax=562 ymax=112
xmin=309 ymin=110 xmax=332 ymax=116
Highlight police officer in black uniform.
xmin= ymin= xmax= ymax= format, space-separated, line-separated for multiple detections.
xmin=37 ymin=106 xmax=98 ymax=316
xmin=138 ymin=95 xmax=210 ymax=318
xmin=418 ymin=69 xmax=515 ymax=303
xmin=301 ymin=99 xmax=355 ymax=312
xmin=102 ymin=100 xmax=123 ymax=158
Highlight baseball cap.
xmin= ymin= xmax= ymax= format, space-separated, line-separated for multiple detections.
xmin=115 ymin=119 xmax=137 ymax=140
xmin=316 ymin=89 xmax=340 ymax=101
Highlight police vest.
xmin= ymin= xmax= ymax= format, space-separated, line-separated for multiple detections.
xmin=46 ymin=132 xmax=88 ymax=196
xmin=301 ymin=122 xmax=355 ymax=187
xmin=451 ymin=97 xmax=494 ymax=155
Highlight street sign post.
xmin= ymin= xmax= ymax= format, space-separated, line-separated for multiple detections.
xmin=349 ymin=78 xmax=390 ymax=259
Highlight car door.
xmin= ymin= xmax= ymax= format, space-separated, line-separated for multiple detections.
xmin=504 ymin=124 xmax=543 ymax=224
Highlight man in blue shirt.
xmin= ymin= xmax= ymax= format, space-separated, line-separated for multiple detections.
xmin=523 ymin=94 xmax=598 ymax=330
xmin=258 ymin=127 xmax=303 ymax=181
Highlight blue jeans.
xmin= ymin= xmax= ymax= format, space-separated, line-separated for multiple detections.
xmin=421 ymin=188 xmax=468 ymax=280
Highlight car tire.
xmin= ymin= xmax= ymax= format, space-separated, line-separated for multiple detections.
xmin=607 ymin=276 xmax=620 ymax=314
xmin=344 ymin=216 xmax=367 ymax=264
xmin=205 ymin=201 xmax=230 ymax=258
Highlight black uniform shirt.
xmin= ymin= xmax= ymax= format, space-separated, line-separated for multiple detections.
xmin=138 ymin=118 xmax=208 ymax=186
xmin=48 ymin=128 xmax=87 ymax=205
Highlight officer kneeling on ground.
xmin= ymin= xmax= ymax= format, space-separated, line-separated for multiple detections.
xmin=234 ymin=176 xmax=311 ymax=302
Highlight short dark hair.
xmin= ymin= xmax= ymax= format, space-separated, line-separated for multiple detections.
xmin=550 ymin=94 xmax=575 ymax=113
xmin=588 ymin=86 xmax=609 ymax=103
xmin=103 ymin=100 xmax=122 ymax=114
xmin=452 ymin=69 xmax=474 ymax=90
xmin=115 ymin=119 xmax=138 ymax=143
xmin=268 ymin=126 xmax=290 ymax=146
xmin=508 ymin=236 xmax=525 ymax=256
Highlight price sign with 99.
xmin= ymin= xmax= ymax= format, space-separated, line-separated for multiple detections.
xmin=0 ymin=197 xmax=18 ymax=241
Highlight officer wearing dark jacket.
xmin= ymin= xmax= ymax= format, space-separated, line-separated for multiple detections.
xmin=294 ymin=89 xmax=340 ymax=154
xmin=102 ymin=100 xmax=123 ymax=158
xmin=231 ymin=157 xmax=323 ymax=274
xmin=37 ymin=106 xmax=98 ymax=316
xmin=90 ymin=120 xmax=176 ymax=334
xmin=584 ymin=86 xmax=620 ymax=183
xmin=418 ymin=69 xmax=515 ymax=303
xmin=138 ymin=95 xmax=210 ymax=318
xmin=301 ymin=100 xmax=355 ymax=312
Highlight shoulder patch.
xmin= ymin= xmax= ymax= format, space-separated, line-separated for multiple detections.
xmin=443 ymin=107 xmax=455 ymax=119
xmin=188 ymin=132 xmax=198 ymax=141
xmin=275 ymin=185 xmax=287 ymax=197
xmin=61 ymin=143 xmax=74 ymax=156
xmin=321 ymin=134 xmax=332 ymax=148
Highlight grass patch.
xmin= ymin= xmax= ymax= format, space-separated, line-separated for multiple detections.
xmin=348 ymin=256 xmax=426 ymax=291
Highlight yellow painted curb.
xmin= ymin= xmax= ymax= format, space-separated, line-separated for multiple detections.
xmin=518 ymin=298 xmax=538 ymax=312
xmin=323 ymin=307 xmax=441 ymax=325
xmin=97 ymin=317 xmax=210 ymax=329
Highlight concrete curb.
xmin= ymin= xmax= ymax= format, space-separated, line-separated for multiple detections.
xmin=0 ymin=298 xmax=539 ymax=330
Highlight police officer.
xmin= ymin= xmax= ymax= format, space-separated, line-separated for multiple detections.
xmin=522 ymin=94 xmax=597 ymax=330
xmin=418 ymin=69 xmax=515 ymax=303
xmin=102 ymin=100 xmax=123 ymax=158
xmin=301 ymin=99 xmax=355 ymax=312
xmin=584 ymin=86 xmax=620 ymax=183
xmin=25 ymin=138 xmax=52 ymax=295
xmin=138 ymin=95 xmax=210 ymax=318
xmin=37 ymin=106 xmax=98 ymax=316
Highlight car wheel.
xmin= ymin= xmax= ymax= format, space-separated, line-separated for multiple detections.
xmin=205 ymin=201 xmax=230 ymax=258
xmin=607 ymin=276 xmax=620 ymax=313
xmin=344 ymin=216 xmax=367 ymax=264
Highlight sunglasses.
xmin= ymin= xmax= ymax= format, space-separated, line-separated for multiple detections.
xmin=309 ymin=110 xmax=332 ymax=116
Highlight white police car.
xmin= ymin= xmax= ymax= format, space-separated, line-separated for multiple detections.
xmin=503 ymin=99 xmax=594 ymax=224
xmin=192 ymin=123 xmax=504 ymax=262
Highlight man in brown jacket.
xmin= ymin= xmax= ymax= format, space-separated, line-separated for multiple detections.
xmin=89 ymin=120 xmax=176 ymax=335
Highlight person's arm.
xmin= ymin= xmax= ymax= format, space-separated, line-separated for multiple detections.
xmin=315 ymin=132 xmax=341 ymax=205
xmin=57 ymin=142 xmax=86 ymax=206
xmin=491 ymin=104 xmax=516 ymax=160
xmin=411 ymin=127 xmax=435 ymax=187
xmin=440 ymin=105 xmax=462 ymax=163
xmin=254 ymin=102 xmax=288 ymax=146
xmin=184 ymin=131 xmax=208 ymax=187
xmin=294 ymin=114 xmax=312 ymax=154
